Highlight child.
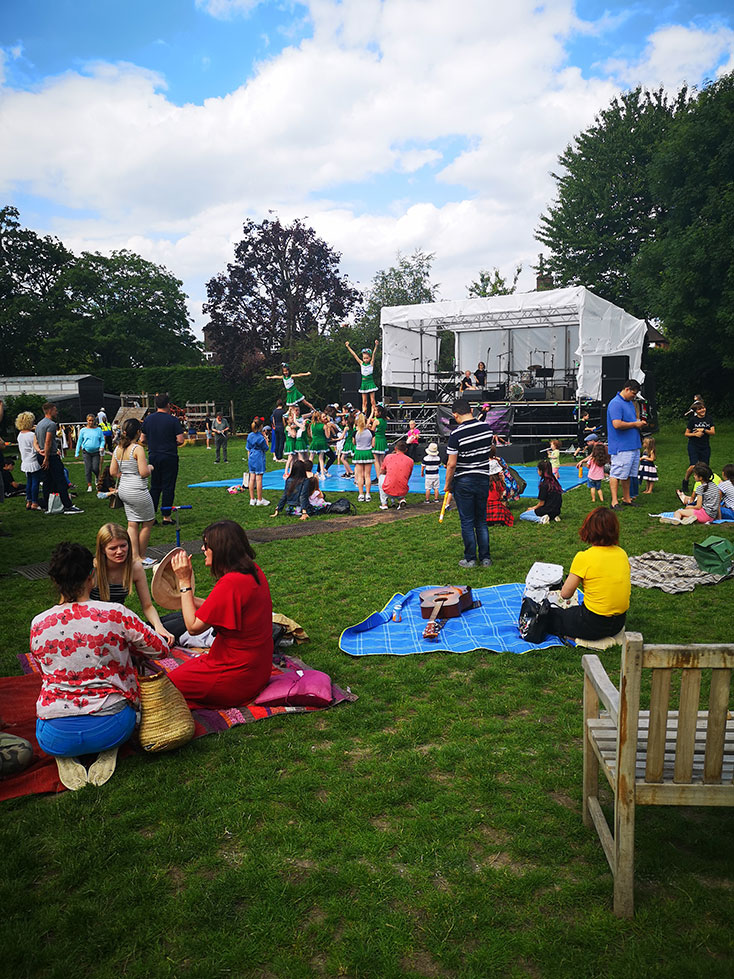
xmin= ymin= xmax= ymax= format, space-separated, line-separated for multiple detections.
xmin=421 ymin=442 xmax=441 ymax=502
xmin=718 ymin=464 xmax=734 ymax=521
xmin=265 ymin=363 xmax=315 ymax=413
xmin=638 ymin=437 xmax=658 ymax=494
xmin=370 ymin=404 xmax=389 ymax=472
xmin=352 ymin=412 xmax=374 ymax=502
xmin=583 ymin=442 xmax=610 ymax=504
xmin=272 ymin=460 xmax=310 ymax=520
xmin=406 ymin=419 xmax=421 ymax=462
xmin=663 ymin=463 xmax=719 ymax=525
xmin=246 ymin=419 xmax=270 ymax=507
xmin=547 ymin=440 xmax=561 ymax=478
xmin=2 ymin=457 xmax=26 ymax=498
xmin=306 ymin=475 xmax=329 ymax=513
xmin=337 ymin=412 xmax=354 ymax=478
xmin=486 ymin=458 xmax=513 ymax=526
xmin=520 ymin=460 xmax=563 ymax=524
xmin=345 ymin=339 xmax=380 ymax=415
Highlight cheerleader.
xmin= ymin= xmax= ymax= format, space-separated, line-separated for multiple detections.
xmin=309 ymin=410 xmax=333 ymax=480
xmin=339 ymin=410 xmax=355 ymax=478
xmin=266 ymin=363 xmax=315 ymax=412
xmin=352 ymin=412 xmax=374 ymax=502
xmin=345 ymin=339 xmax=379 ymax=414
xmin=639 ymin=437 xmax=658 ymax=494
xmin=370 ymin=404 xmax=389 ymax=472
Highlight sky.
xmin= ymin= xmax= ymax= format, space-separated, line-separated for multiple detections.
xmin=1 ymin=0 xmax=733 ymax=336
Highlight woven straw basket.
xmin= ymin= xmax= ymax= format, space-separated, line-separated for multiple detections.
xmin=137 ymin=672 xmax=196 ymax=752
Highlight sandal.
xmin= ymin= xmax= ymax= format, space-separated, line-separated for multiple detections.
xmin=87 ymin=747 xmax=119 ymax=786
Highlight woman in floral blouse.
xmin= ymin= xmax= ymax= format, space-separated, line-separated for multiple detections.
xmin=30 ymin=541 xmax=168 ymax=790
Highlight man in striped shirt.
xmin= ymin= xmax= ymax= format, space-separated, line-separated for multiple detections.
xmin=445 ymin=399 xmax=494 ymax=568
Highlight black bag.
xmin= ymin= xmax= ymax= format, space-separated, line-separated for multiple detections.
xmin=518 ymin=596 xmax=552 ymax=643
xmin=325 ymin=497 xmax=356 ymax=515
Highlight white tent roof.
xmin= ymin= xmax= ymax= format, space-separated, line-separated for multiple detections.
xmin=379 ymin=287 xmax=646 ymax=399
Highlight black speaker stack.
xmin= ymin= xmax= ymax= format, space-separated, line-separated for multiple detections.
xmin=600 ymin=355 xmax=630 ymax=414
xmin=340 ymin=371 xmax=361 ymax=407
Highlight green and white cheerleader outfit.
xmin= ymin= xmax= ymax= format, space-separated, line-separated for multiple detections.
xmin=353 ymin=428 xmax=374 ymax=463
xmin=342 ymin=426 xmax=355 ymax=458
xmin=283 ymin=375 xmax=305 ymax=406
xmin=359 ymin=362 xmax=378 ymax=394
xmin=284 ymin=426 xmax=297 ymax=455
xmin=294 ymin=420 xmax=308 ymax=452
xmin=373 ymin=417 xmax=388 ymax=454
xmin=309 ymin=421 xmax=329 ymax=453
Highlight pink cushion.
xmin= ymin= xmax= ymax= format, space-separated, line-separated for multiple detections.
xmin=254 ymin=669 xmax=333 ymax=708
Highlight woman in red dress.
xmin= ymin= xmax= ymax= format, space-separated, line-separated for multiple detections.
xmin=168 ymin=520 xmax=273 ymax=709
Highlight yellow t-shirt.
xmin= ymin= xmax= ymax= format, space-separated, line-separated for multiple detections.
xmin=570 ymin=545 xmax=630 ymax=617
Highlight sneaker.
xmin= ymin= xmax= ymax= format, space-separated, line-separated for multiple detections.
xmin=379 ymin=504 xmax=389 ymax=510
xmin=249 ymin=498 xmax=257 ymax=506
xmin=140 ymin=557 xmax=156 ymax=568
xmin=365 ymin=495 xmax=371 ymax=501
xmin=397 ymin=500 xmax=406 ymax=510
xmin=86 ymin=485 xmax=93 ymax=493
xmin=554 ymin=516 xmax=561 ymax=522
xmin=660 ymin=516 xmax=681 ymax=525
xmin=539 ymin=514 xmax=550 ymax=524
xmin=458 ymin=559 xmax=477 ymax=569
xmin=358 ymin=494 xmax=365 ymax=502
xmin=480 ymin=558 xmax=493 ymax=567
xmin=680 ymin=514 xmax=697 ymax=525
xmin=256 ymin=498 xmax=270 ymax=506
xmin=63 ymin=506 xmax=84 ymax=514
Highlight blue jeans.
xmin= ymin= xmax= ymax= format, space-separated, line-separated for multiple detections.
xmin=452 ymin=475 xmax=490 ymax=562
xmin=36 ymin=705 xmax=136 ymax=757
xmin=25 ymin=469 xmax=42 ymax=505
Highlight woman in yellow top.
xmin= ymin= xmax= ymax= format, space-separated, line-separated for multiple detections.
xmin=547 ymin=507 xmax=630 ymax=640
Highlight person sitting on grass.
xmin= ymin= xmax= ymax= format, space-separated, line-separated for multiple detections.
xmin=378 ymin=439 xmax=413 ymax=510
xmin=717 ymin=464 xmax=734 ymax=521
xmin=30 ymin=541 xmax=169 ymax=791
xmin=272 ymin=460 xmax=311 ymax=520
xmin=545 ymin=507 xmax=630 ymax=641
xmin=520 ymin=460 xmax=562 ymax=524
xmin=663 ymin=463 xmax=719 ymax=525
xmin=2 ymin=457 xmax=26 ymax=498
xmin=486 ymin=456 xmax=513 ymax=527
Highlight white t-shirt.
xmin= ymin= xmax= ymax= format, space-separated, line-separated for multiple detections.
xmin=18 ymin=430 xmax=41 ymax=473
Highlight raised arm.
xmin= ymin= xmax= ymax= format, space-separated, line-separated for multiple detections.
xmin=171 ymin=550 xmax=209 ymax=635
xmin=371 ymin=338 xmax=379 ymax=365
xmin=345 ymin=341 xmax=362 ymax=366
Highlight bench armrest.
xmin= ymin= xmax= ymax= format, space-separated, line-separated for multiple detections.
xmin=582 ymin=654 xmax=619 ymax=724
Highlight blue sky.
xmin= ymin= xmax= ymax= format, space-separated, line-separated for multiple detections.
xmin=1 ymin=0 xmax=733 ymax=328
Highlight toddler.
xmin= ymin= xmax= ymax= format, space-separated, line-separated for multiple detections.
xmin=583 ymin=442 xmax=610 ymax=503
xmin=421 ymin=442 xmax=442 ymax=502
xmin=638 ymin=437 xmax=658 ymax=494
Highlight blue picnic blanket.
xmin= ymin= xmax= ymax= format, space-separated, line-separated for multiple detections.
xmin=652 ymin=511 xmax=734 ymax=524
xmin=189 ymin=465 xmax=584 ymax=498
xmin=339 ymin=582 xmax=569 ymax=656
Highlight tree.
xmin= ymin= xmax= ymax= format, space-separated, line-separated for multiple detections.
xmin=0 ymin=205 xmax=73 ymax=374
xmin=634 ymin=72 xmax=734 ymax=394
xmin=203 ymin=217 xmax=362 ymax=381
xmin=358 ymin=249 xmax=439 ymax=338
xmin=467 ymin=265 xmax=521 ymax=297
xmin=47 ymin=250 xmax=201 ymax=372
xmin=535 ymin=87 xmax=687 ymax=316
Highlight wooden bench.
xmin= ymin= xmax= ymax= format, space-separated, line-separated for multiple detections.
xmin=582 ymin=631 xmax=734 ymax=917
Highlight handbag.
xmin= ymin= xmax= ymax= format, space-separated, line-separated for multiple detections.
xmin=137 ymin=671 xmax=195 ymax=752
xmin=518 ymin=596 xmax=552 ymax=644
xmin=109 ymin=452 xmax=123 ymax=509
xmin=47 ymin=492 xmax=64 ymax=514
xmin=254 ymin=669 xmax=333 ymax=708
xmin=693 ymin=536 xmax=734 ymax=576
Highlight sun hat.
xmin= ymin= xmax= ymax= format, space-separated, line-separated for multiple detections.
xmin=489 ymin=459 xmax=503 ymax=475
xmin=151 ymin=548 xmax=197 ymax=610
xmin=427 ymin=442 xmax=439 ymax=454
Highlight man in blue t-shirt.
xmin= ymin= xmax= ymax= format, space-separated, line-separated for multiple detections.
xmin=606 ymin=379 xmax=645 ymax=510
xmin=141 ymin=394 xmax=184 ymax=523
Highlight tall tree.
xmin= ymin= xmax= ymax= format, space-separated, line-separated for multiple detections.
xmin=203 ymin=217 xmax=362 ymax=381
xmin=0 ymin=205 xmax=73 ymax=374
xmin=358 ymin=249 xmax=439 ymax=339
xmin=467 ymin=265 xmax=521 ymax=297
xmin=635 ymin=71 xmax=734 ymax=385
xmin=536 ymin=87 xmax=687 ymax=316
xmin=47 ymin=250 xmax=201 ymax=371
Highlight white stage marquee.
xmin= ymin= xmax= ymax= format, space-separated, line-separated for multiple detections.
xmin=380 ymin=287 xmax=647 ymax=400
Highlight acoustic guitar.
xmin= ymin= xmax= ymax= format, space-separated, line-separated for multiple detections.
xmin=420 ymin=585 xmax=475 ymax=640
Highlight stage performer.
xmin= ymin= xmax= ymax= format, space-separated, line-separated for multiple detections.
xmin=606 ymin=379 xmax=645 ymax=510
xmin=309 ymin=410 xmax=334 ymax=481
xmin=370 ymin=404 xmax=389 ymax=472
xmin=266 ymin=364 xmax=315 ymax=413
xmin=345 ymin=339 xmax=379 ymax=414
xmin=444 ymin=398 xmax=494 ymax=568
xmin=353 ymin=412 xmax=374 ymax=502
xmin=168 ymin=520 xmax=273 ymax=709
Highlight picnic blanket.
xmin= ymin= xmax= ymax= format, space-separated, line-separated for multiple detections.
xmin=339 ymin=582 xmax=570 ymax=657
xmin=1 ymin=650 xmax=356 ymax=801
xmin=650 ymin=511 xmax=734 ymax=524
xmin=629 ymin=550 xmax=733 ymax=593
xmin=189 ymin=465 xmax=585 ymax=498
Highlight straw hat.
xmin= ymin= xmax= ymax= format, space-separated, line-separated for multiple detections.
xmin=151 ymin=548 xmax=196 ymax=610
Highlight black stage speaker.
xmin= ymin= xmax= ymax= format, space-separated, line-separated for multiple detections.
xmin=523 ymin=387 xmax=547 ymax=401
xmin=601 ymin=378 xmax=622 ymax=411
xmin=601 ymin=355 xmax=630 ymax=380
xmin=340 ymin=371 xmax=361 ymax=407
xmin=501 ymin=443 xmax=544 ymax=464
xmin=464 ymin=390 xmax=490 ymax=404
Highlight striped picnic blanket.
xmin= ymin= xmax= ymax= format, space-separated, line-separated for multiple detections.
xmin=629 ymin=550 xmax=731 ymax=593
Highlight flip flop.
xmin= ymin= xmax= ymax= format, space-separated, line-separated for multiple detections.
xmin=56 ymin=756 xmax=88 ymax=791
xmin=87 ymin=747 xmax=119 ymax=786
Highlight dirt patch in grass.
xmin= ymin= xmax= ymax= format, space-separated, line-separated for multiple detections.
xmin=400 ymin=949 xmax=447 ymax=977
xmin=550 ymin=790 xmax=578 ymax=812
xmin=371 ymin=816 xmax=392 ymax=831
xmin=472 ymin=847 xmax=533 ymax=876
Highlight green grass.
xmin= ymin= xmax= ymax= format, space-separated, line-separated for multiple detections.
xmin=1 ymin=422 xmax=734 ymax=978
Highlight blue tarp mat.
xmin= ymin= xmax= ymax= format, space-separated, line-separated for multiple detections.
xmin=338 ymin=582 xmax=571 ymax=657
xmin=189 ymin=465 xmax=584 ymax=497
xmin=653 ymin=511 xmax=734 ymax=524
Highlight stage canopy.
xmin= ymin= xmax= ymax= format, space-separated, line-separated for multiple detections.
xmin=380 ymin=287 xmax=647 ymax=400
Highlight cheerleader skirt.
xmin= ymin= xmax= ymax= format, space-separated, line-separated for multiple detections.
xmin=310 ymin=434 xmax=329 ymax=452
xmin=373 ymin=434 xmax=388 ymax=453
xmin=294 ymin=435 xmax=308 ymax=451
xmin=359 ymin=377 xmax=378 ymax=394
xmin=285 ymin=386 xmax=305 ymax=406
xmin=353 ymin=448 xmax=375 ymax=463
xmin=284 ymin=435 xmax=296 ymax=454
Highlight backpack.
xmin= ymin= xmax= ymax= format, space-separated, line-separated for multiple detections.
xmin=325 ymin=497 xmax=356 ymax=515
xmin=693 ymin=536 xmax=734 ymax=576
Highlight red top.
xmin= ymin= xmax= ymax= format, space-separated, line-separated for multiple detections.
xmin=381 ymin=452 xmax=414 ymax=497
xmin=197 ymin=568 xmax=273 ymax=688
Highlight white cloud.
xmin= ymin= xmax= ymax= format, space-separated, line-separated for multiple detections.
xmin=194 ymin=0 xmax=264 ymax=19
xmin=1 ymin=1 xmax=731 ymax=335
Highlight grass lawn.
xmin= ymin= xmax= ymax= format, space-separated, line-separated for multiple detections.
xmin=1 ymin=420 xmax=733 ymax=978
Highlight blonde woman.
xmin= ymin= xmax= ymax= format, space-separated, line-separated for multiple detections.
xmin=15 ymin=411 xmax=43 ymax=510
xmin=352 ymin=412 xmax=374 ymax=502
xmin=93 ymin=523 xmax=174 ymax=644
xmin=110 ymin=418 xmax=156 ymax=566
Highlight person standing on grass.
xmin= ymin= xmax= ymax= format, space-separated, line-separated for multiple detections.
xmin=246 ymin=419 xmax=270 ymax=507
xmin=682 ymin=402 xmax=715 ymax=493
xmin=75 ymin=414 xmax=106 ymax=493
xmin=212 ymin=411 xmax=230 ymax=464
xmin=271 ymin=399 xmax=286 ymax=462
xmin=140 ymin=394 xmax=184 ymax=526
xmin=444 ymin=399 xmax=494 ymax=569
xmin=35 ymin=403 xmax=84 ymax=514
xmin=110 ymin=418 xmax=157 ymax=566
xmin=15 ymin=411 xmax=43 ymax=511
xmin=606 ymin=380 xmax=645 ymax=510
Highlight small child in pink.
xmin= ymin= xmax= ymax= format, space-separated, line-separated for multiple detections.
xmin=583 ymin=442 xmax=610 ymax=503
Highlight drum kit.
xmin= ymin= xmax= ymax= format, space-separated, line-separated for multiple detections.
xmin=428 ymin=359 xmax=557 ymax=402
